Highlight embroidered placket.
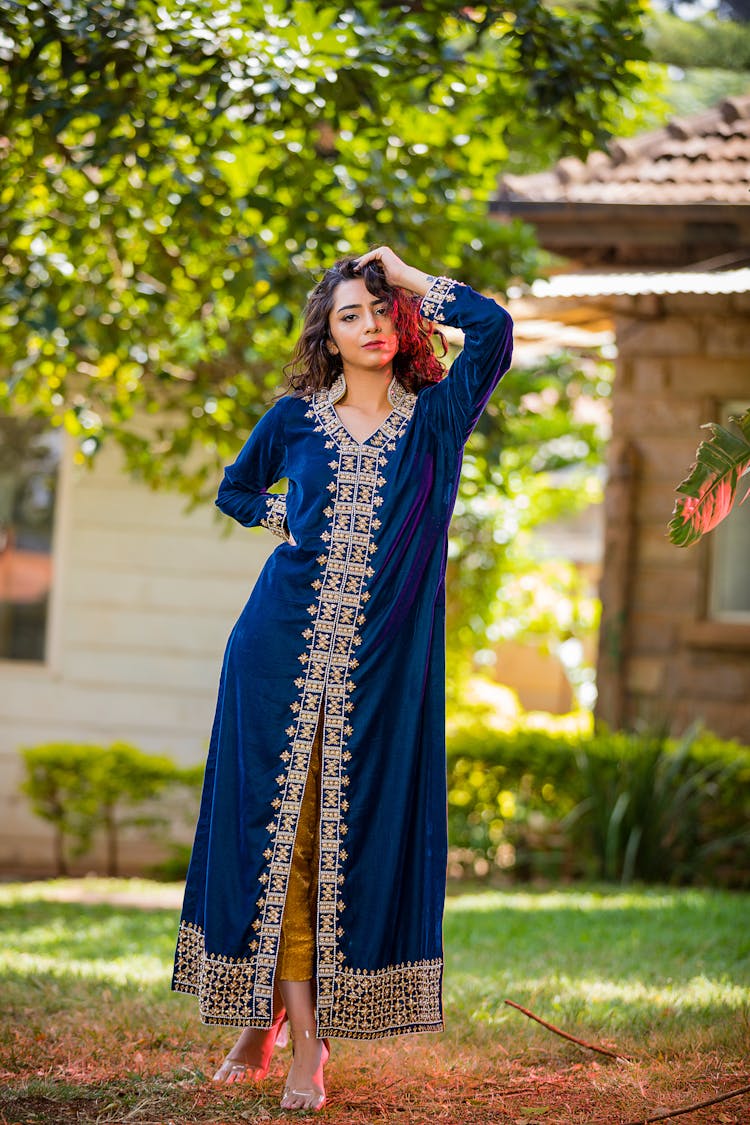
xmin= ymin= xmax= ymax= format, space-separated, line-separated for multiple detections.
xmin=250 ymin=380 xmax=414 ymax=1031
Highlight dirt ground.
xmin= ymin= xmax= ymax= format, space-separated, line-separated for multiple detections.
xmin=2 ymin=881 xmax=748 ymax=1124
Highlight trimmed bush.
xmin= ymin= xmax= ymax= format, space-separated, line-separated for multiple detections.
xmin=446 ymin=725 xmax=750 ymax=887
xmin=21 ymin=728 xmax=750 ymax=886
xmin=20 ymin=742 xmax=201 ymax=875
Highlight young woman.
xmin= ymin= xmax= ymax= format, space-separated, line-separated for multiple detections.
xmin=172 ymin=247 xmax=514 ymax=1112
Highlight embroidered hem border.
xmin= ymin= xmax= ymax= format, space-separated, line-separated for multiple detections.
xmin=172 ymin=920 xmax=444 ymax=1038
xmin=173 ymin=920 xmax=261 ymax=1027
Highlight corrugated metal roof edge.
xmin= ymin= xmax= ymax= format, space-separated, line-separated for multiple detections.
xmin=513 ymin=269 xmax=750 ymax=300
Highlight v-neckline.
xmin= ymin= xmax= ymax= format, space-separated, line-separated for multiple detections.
xmin=312 ymin=372 xmax=418 ymax=450
xmin=332 ymin=406 xmax=395 ymax=448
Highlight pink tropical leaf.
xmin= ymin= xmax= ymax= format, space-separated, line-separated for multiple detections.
xmin=669 ymin=409 xmax=750 ymax=547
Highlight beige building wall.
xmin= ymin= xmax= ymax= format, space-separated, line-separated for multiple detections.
xmin=0 ymin=441 xmax=275 ymax=876
xmin=597 ymin=290 xmax=750 ymax=741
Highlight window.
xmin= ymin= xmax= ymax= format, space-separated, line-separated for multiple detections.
xmin=0 ymin=419 xmax=62 ymax=661
xmin=708 ymin=400 xmax=750 ymax=622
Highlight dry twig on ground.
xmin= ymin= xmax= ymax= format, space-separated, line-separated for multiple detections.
xmin=504 ymin=999 xmax=631 ymax=1061
xmin=618 ymin=1082 xmax=750 ymax=1124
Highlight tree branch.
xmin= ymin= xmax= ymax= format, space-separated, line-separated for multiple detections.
xmin=504 ymin=999 xmax=631 ymax=1061
xmin=619 ymin=1082 xmax=750 ymax=1125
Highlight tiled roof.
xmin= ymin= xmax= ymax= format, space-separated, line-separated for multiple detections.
xmin=496 ymin=95 xmax=750 ymax=207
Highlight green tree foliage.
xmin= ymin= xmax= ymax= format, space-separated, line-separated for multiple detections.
xmin=447 ymin=349 xmax=611 ymax=685
xmin=648 ymin=9 xmax=750 ymax=69
xmin=0 ymin=0 xmax=648 ymax=494
xmin=20 ymin=743 xmax=99 ymax=875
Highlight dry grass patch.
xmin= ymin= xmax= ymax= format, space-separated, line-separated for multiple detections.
xmin=1 ymin=880 xmax=748 ymax=1124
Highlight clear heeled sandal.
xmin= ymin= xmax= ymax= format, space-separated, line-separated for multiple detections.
xmin=212 ymin=1009 xmax=289 ymax=1084
xmin=280 ymin=1029 xmax=330 ymax=1113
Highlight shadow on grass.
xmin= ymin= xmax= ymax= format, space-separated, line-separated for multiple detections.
xmin=1 ymin=883 xmax=750 ymax=1124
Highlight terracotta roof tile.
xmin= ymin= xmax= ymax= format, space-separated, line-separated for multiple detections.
xmin=497 ymin=95 xmax=750 ymax=207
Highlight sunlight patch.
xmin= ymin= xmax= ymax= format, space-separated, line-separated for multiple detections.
xmin=0 ymin=950 xmax=168 ymax=987
xmin=445 ymin=889 xmax=682 ymax=915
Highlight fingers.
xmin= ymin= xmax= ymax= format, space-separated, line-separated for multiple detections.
xmin=353 ymin=246 xmax=393 ymax=271
xmin=354 ymin=245 xmax=411 ymax=288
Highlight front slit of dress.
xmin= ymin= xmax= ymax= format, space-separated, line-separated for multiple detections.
xmin=276 ymin=700 xmax=324 ymax=983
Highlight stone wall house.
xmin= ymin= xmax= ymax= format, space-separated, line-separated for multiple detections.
xmin=495 ymin=95 xmax=750 ymax=741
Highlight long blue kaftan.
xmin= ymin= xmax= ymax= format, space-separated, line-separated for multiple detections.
xmin=172 ymin=277 xmax=513 ymax=1040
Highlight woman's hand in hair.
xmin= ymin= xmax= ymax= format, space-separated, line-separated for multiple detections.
xmin=354 ymin=246 xmax=433 ymax=298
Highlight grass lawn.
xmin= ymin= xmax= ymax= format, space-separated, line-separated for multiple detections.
xmin=0 ymin=879 xmax=748 ymax=1124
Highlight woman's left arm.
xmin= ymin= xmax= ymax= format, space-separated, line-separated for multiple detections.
xmin=418 ymin=276 xmax=513 ymax=446
xmin=354 ymin=247 xmax=513 ymax=447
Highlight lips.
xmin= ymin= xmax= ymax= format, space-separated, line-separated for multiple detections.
xmin=362 ymin=342 xmax=386 ymax=349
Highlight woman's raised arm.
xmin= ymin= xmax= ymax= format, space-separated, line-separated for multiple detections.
xmin=354 ymin=246 xmax=513 ymax=447
xmin=418 ymin=276 xmax=513 ymax=447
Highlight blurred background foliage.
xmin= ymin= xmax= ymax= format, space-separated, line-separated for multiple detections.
xmin=0 ymin=0 xmax=649 ymax=497
xmin=20 ymin=741 xmax=202 ymax=877
xmin=445 ymin=346 xmax=610 ymax=696
xmin=445 ymin=720 xmax=750 ymax=887
xmin=2 ymin=0 xmax=749 ymax=700
xmin=19 ymin=723 xmax=750 ymax=887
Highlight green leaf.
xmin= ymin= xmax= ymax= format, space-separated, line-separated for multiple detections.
xmin=669 ymin=410 xmax=750 ymax=547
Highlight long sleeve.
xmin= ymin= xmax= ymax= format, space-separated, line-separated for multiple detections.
xmin=215 ymin=399 xmax=291 ymax=541
xmin=418 ymin=276 xmax=513 ymax=447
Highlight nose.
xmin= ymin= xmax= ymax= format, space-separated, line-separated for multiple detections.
xmin=363 ymin=309 xmax=380 ymax=332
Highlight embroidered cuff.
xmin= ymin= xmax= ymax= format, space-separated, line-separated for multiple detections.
xmin=260 ymin=494 xmax=290 ymax=541
xmin=419 ymin=276 xmax=460 ymax=324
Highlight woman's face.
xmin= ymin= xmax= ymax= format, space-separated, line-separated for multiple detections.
xmin=327 ymin=277 xmax=399 ymax=374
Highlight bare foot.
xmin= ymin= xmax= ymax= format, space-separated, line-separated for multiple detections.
xmin=280 ymin=1034 xmax=329 ymax=1111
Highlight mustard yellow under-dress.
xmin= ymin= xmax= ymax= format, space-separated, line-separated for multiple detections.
xmin=276 ymin=712 xmax=322 ymax=981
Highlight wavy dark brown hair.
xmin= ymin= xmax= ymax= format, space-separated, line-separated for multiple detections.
xmin=283 ymin=256 xmax=447 ymax=396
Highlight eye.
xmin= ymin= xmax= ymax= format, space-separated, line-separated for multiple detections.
xmin=376 ymin=306 xmax=389 ymax=316
xmin=341 ymin=313 xmax=357 ymax=322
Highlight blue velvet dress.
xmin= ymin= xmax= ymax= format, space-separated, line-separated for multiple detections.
xmin=172 ymin=276 xmax=513 ymax=1040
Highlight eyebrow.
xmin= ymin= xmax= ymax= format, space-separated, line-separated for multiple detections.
xmin=335 ymin=298 xmax=386 ymax=314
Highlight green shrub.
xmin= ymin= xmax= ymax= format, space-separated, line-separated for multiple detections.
xmin=570 ymin=726 xmax=750 ymax=884
xmin=20 ymin=743 xmax=101 ymax=875
xmin=20 ymin=742 xmax=201 ymax=875
xmin=446 ymin=724 xmax=750 ymax=887
xmin=447 ymin=730 xmax=584 ymax=880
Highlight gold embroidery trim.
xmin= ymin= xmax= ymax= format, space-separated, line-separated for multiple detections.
xmin=174 ymin=918 xmax=443 ymax=1036
xmin=323 ymin=958 xmax=444 ymax=1039
xmin=250 ymin=382 xmax=417 ymax=1031
xmin=419 ymin=275 xmax=461 ymax=324
xmin=260 ymin=493 xmax=289 ymax=541
xmin=323 ymin=373 xmax=413 ymax=423
xmin=173 ymin=919 xmax=263 ymax=1028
